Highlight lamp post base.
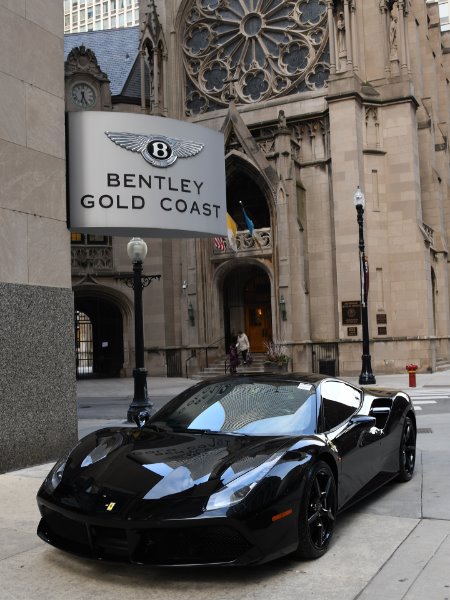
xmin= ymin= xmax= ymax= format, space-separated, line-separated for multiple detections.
xmin=358 ymin=355 xmax=376 ymax=385
xmin=127 ymin=367 xmax=153 ymax=423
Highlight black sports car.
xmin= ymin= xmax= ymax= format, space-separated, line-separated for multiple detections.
xmin=36 ymin=373 xmax=416 ymax=566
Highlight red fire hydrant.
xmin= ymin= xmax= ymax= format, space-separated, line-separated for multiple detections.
xmin=406 ymin=364 xmax=418 ymax=388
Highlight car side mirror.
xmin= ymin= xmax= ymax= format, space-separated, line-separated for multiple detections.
xmin=133 ymin=411 xmax=151 ymax=428
xmin=349 ymin=415 xmax=376 ymax=427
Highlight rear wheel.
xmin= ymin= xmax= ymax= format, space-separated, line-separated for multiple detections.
xmin=397 ymin=416 xmax=416 ymax=482
xmin=293 ymin=460 xmax=337 ymax=560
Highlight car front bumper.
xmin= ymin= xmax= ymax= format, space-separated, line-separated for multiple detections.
xmin=36 ymin=496 xmax=299 ymax=567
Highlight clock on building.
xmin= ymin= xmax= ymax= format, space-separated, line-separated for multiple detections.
xmin=70 ymin=82 xmax=97 ymax=109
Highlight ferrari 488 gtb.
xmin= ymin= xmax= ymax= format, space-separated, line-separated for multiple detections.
xmin=37 ymin=374 xmax=416 ymax=566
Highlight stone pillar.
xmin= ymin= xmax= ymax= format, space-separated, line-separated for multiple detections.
xmin=398 ymin=0 xmax=408 ymax=76
xmin=327 ymin=1 xmax=336 ymax=75
xmin=350 ymin=0 xmax=359 ymax=73
xmin=140 ymin=49 xmax=146 ymax=112
xmin=379 ymin=0 xmax=390 ymax=78
xmin=344 ymin=0 xmax=353 ymax=70
xmin=152 ymin=46 xmax=160 ymax=113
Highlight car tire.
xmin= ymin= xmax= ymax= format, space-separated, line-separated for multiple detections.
xmin=396 ymin=415 xmax=416 ymax=482
xmin=293 ymin=460 xmax=337 ymax=560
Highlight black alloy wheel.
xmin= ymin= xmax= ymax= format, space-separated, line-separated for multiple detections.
xmin=293 ymin=460 xmax=337 ymax=559
xmin=397 ymin=415 xmax=416 ymax=482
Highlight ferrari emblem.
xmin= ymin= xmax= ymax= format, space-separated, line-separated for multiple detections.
xmin=105 ymin=502 xmax=116 ymax=511
xmin=105 ymin=131 xmax=204 ymax=168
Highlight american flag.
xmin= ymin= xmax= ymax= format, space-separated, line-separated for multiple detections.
xmin=214 ymin=237 xmax=226 ymax=251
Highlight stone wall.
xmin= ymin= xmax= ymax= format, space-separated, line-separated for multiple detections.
xmin=0 ymin=283 xmax=78 ymax=473
xmin=0 ymin=3 xmax=77 ymax=472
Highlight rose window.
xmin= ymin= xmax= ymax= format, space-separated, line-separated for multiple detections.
xmin=183 ymin=0 xmax=330 ymax=115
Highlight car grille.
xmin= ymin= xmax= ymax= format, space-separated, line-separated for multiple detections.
xmin=39 ymin=507 xmax=251 ymax=565
xmin=134 ymin=525 xmax=252 ymax=564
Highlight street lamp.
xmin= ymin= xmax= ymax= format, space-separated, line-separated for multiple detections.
xmin=125 ymin=237 xmax=159 ymax=422
xmin=353 ymin=186 xmax=376 ymax=385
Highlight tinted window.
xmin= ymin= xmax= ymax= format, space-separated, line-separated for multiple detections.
xmin=147 ymin=379 xmax=317 ymax=436
xmin=320 ymin=381 xmax=361 ymax=431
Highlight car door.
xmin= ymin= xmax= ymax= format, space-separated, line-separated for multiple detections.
xmin=318 ymin=380 xmax=381 ymax=509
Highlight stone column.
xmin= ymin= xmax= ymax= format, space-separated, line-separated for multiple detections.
xmin=326 ymin=1 xmax=336 ymax=75
xmin=350 ymin=0 xmax=359 ymax=73
xmin=344 ymin=0 xmax=353 ymax=69
xmin=398 ymin=0 xmax=408 ymax=76
xmin=152 ymin=46 xmax=160 ymax=113
xmin=379 ymin=0 xmax=390 ymax=78
xmin=140 ymin=49 xmax=146 ymax=112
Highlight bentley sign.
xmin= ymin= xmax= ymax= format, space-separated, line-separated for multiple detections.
xmin=67 ymin=112 xmax=227 ymax=237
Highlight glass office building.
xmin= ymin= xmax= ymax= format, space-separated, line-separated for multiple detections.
xmin=64 ymin=0 xmax=139 ymax=33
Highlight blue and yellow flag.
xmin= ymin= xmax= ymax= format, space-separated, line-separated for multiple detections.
xmin=240 ymin=202 xmax=261 ymax=249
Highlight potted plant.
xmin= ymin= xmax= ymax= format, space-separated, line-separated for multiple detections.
xmin=264 ymin=340 xmax=290 ymax=372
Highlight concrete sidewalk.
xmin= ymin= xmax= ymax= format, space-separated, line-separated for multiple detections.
xmin=1 ymin=371 xmax=450 ymax=599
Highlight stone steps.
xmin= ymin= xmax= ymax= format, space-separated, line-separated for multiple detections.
xmin=436 ymin=358 xmax=450 ymax=372
xmin=192 ymin=353 xmax=266 ymax=380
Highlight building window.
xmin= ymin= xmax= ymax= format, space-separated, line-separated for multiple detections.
xmin=71 ymin=233 xmax=111 ymax=246
xmin=71 ymin=232 xmax=84 ymax=244
xmin=183 ymin=0 xmax=330 ymax=114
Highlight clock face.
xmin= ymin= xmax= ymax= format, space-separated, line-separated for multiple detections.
xmin=71 ymin=82 xmax=96 ymax=109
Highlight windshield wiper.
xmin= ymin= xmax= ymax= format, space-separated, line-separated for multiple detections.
xmin=145 ymin=422 xmax=173 ymax=433
xmin=181 ymin=428 xmax=250 ymax=436
xmin=181 ymin=427 xmax=219 ymax=434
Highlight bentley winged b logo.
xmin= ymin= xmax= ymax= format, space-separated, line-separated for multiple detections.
xmin=105 ymin=131 xmax=204 ymax=168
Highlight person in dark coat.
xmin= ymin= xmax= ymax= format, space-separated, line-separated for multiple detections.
xmin=228 ymin=343 xmax=239 ymax=374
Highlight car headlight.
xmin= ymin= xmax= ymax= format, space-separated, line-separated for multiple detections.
xmin=43 ymin=457 xmax=67 ymax=493
xmin=80 ymin=433 xmax=122 ymax=468
xmin=206 ymin=450 xmax=285 ymax=511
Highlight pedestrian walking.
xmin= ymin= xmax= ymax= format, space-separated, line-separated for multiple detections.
xmin=236 ymin=331 xmax=250 ymax=365
xmin=228 ymin=342 xmax=239 ymax=374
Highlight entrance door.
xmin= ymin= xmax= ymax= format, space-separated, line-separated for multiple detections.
xmin=223 ymin=265 xmax=272 ymax=353
xmin=245 ymin=304 xmax=271 ymax=352
xmin=74 ymin=296 xmax=124 ymax=378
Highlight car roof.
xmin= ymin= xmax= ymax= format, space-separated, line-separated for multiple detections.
xmin=192 ymin=372 xmax=328 ymax=386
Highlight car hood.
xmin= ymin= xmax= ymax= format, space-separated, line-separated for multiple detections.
xmin=49 ymin=428 xmax=296 ymax=516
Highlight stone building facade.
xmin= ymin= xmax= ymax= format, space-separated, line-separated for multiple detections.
xmin=66 ymin=0 xmax=450 ymax=382
xmin=0 ymin=2 xmax=77 ymax=473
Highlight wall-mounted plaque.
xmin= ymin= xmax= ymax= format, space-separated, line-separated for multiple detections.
xmin=376 ymin=314 xmax=387 ymax=324
xmin=342 ymin=301 xmax=361 ymax=325
xmin=378 ymin=327 xmax=387 ymax=335
xmin=347 ymin=327 xmax=358 ymax=336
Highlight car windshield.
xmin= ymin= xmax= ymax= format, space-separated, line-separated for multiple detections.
xmin=147 ymin=378 xmax=317 ymax=436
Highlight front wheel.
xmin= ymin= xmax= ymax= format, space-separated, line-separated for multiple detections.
xmin=293 ymin=460 xmax=337 ymax=560
xmin=396 ymin=416 xmax=416 ymax=482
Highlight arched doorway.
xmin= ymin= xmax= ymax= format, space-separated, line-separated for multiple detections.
xmin=74 ymin=295 xmax=124 ymax=378
xmin=223 ymin=264 xmax=272 ymax=352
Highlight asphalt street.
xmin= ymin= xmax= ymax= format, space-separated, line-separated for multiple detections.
xmin=1 ymin=372 xmax=450 ymax=600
